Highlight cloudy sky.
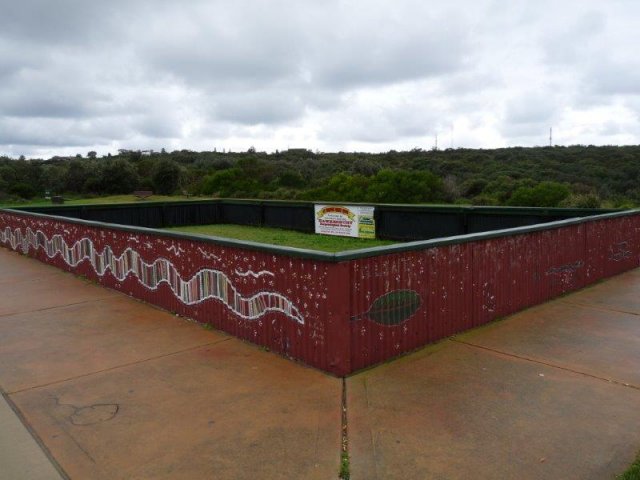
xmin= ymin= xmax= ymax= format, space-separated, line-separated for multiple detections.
xmin=1 ymin=0 xmax=638 ymax=158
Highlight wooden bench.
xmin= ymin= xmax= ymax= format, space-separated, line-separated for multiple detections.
xmin=133 ymin=190 xmax=153 ymax=200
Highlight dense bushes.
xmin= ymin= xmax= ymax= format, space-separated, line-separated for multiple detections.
xmin=152 ymin=159 xmax=182 ymax=195
xmin=9 ymin=182 xmax=37 ymax=199
xmin=0 ymin=145 xmax=638 ymax=207
xmin=297 ymin=169 xmax=445 ymax=203
xmin=507 ymin=182 xmax=570 ymax=207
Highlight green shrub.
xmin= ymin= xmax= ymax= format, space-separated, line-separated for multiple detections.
xmin=9 ymin=182 xmax=37 ymax=199
xmin=508 ymin=181 xmax=570 ymax=207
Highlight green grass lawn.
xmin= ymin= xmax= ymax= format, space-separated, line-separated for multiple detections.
xmin=0 ymin=194 xmax=209 ymax=208
xmin=165 ymin=224 xmax=396 ymax=252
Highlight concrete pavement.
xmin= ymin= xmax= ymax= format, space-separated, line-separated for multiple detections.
xmin=347 ymin=270 xmax=640 ymax=480
xmin=0 ymin=248 xmax=341 ymax=480
xmin=0 ymin=394 xmax=63 ymax=480
xmin=1 ymin=246 xmax=639 ymax=479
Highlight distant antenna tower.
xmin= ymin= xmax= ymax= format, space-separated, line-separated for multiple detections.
xmin=450 ymin=126 xmax=454 ymax=149
xmin=434 ymin=133 xmax=438 ymax=151
xmin=549 ymin=127 xmax=553 ymax=147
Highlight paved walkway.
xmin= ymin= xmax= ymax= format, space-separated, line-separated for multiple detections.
xmin=0 ymin=249 xmax=341 ymax=480
xmin=1 ymin=247 xmax=639 ymax=479
xmin=0 ymin=394 xmax=63 ymax=480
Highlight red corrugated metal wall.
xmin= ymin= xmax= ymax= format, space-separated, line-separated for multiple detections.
xmin=348 ymin=244 xmax=473 ymax=372
xmin=348 ymin=218 xmax=640 ymax=372
xmin=585 ymin=215 xmax=640 ymax=280
xmin=0 ymin=212 xmax=351 ymax=375
xmin=471 ymin=224 xmax=588 ymax=327
xmin=1 ymin=210 xmax=639 ymax=375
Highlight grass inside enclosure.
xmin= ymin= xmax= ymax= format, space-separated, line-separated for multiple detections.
xmin=164 ymin=224 xmax=396 ymax=252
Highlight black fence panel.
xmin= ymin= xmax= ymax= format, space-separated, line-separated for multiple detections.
xmin=15 ymin=200 xmax=617 ymax=242
xmin=23 ymin=206 xmax=84 ymax=218
xmin=218 ymin=203 xmax=263 ymax=226
xmin=377 ymin=208 xmax=465 ymax=240
xmin=263 ymin=204 xmax=314 ymax=232
xmin=467 ymin=213 xmax=551 ymax=234
xmin=163 ymin=203 xmax=219 ymax=227
xmin=466 ymin=212 xmax=598 ymax=235
xmin=81 ymin=205 xmax=164 ymax=228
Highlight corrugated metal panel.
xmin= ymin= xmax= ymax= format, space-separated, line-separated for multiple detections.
xmin=471 ymin=224 xmax=588 ymax=329
xmin=2 ymin=208 xmax=640 ymax=376
xmin=586 ymin=216 xmax=640 ymax=281
xmin=349 ymin=219 xmax=636 ymax=371
xmin=537 ymin=223 xmax=588 ymax=298
xmin=323 ymin=262 xmax=351 ymax=375
xmin=349 ymin=245 xmax=472 ymax=372
xmin=0 ymin=211 xmax=347 ymax=375
xmin=471 ymin=233 xmax=541 ymax=327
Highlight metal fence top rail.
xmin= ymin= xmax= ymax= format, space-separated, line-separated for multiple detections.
xmin=2 ymin=202 xmax=638 ymax=262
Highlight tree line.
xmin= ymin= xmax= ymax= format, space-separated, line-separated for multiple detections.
xmin=1 ymin=145 xmax=639 ymax=208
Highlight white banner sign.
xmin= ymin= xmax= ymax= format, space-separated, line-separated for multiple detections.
xmin=314 ymin=204 xmax=375 ymax=238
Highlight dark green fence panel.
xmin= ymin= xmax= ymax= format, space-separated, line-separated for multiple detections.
xmin=219 ymin=202 xmax=263 ymax=226
xmin=16 ymin=200 xmax=618 ymax=241
xmin=163 ymin=203 xmax=220 ymax=227
xmin=376 ymin=209 xmax=464 ymax=240
xmin=466 ymin=213 xmax=562 ymax=234
xmin=263 ymin=204 xmax=314 ymax=232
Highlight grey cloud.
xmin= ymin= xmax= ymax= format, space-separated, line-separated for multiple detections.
xmin=309 ymin=19 xmax=469 ymax=90
xmin=501 ymin=123 xmax=551 ymax=142
xmin=322 ymin=119 xmax=399 ymax=144
xmin=542 ymin=11 xmax=606 ymax=65
xmin=1 ymin=97 xmax=89 ymax=119
xmin=131 ymin=115 xmax=182 ymax=139
xmin=0 ymin=38 xmax=51 ymax=83
xmin=589 ymin=60 xmax=640 ymax=96
xmin=0 ymin=120 xmax=93 ymax=147
xmin=438 ymin=71 xmax=504 ymax=97
xmin=0 ymin=115 xmax=134 ymax=147
xmin=0 ymin=0 xmax=140 ymax=46
xmin=501 ymin=94 xmax=560 ymax=145
xmin=505 ymin=95 xmax=558 ymax=125
xmin=599 ymin=120 xmax=630 ymax=136
xmin=144 ymin=30 xmax=301 ymax=89
xmin=136 ymin=1 xmax=304 ymax=88
xmin=0 ymin=60 xmax=119 ymax=119
xmin=213 ymin=91 xmax=305 ymax=125
xmin=138 ymin=0 xmax=472 ymax=125
xmin=0 ymin=82 xmax=102 ymax=119
xmin=320 ymin=99 xmax=442 ymax=144
xmin=0 ymin=0 xmax=639 ymax=156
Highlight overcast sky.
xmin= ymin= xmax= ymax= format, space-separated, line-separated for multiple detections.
xmin=1 ymin=0 xmax=638 ymax=158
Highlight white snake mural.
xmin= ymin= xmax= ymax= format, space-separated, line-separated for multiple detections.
xmin=0 ymin=226 xmax=305 ymax=325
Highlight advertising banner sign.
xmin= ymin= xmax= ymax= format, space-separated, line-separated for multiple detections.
xmin=314 ymin=204 xmax=376 ymax=238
